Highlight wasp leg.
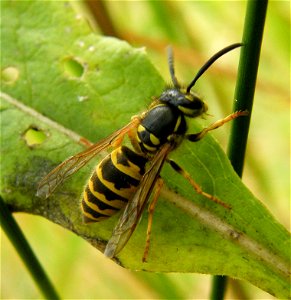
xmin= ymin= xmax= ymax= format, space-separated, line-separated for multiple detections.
xmin=187 ymin=110 xmax=248 ymax=142
xmin=167 ymin=160 xmax=231 ymax=209
xmin=142 ymin=177 xmax=164 ymax=262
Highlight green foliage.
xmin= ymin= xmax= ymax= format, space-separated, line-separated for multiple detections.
xmin=1 ymin=1 xmax=290 ymax=299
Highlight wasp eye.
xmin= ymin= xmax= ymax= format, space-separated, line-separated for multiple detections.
xmin=176 ymin=93 xmax=207 ymax=117
xmin=191 ymin=99 xmax=203 ymax=109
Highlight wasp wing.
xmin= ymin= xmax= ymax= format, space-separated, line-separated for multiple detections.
xmin=37 ymin=120 xmax=139 ymax=199
xmin=104 ymin=143 xmax=173 ymax=258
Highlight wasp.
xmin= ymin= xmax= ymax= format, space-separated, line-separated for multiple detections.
xmin=37 ymin=43 xmax=247 ymax=262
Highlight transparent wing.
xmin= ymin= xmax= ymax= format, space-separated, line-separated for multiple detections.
xmin=37 ymin=120 xmax=139 ymax=199
xmin=104 ymin=143 xmax=173 ymax=258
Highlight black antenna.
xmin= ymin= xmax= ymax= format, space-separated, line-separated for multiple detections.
xmin=167 ymin=46 xmax=180 ymax=88
xmin=186 ymin=43 xmax=243 ymax=93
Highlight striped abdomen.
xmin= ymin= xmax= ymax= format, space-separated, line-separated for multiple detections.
xmin=81 ymin=146 xmax=147 ymax=223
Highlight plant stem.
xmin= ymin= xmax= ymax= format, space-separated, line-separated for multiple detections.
xmin=227 ymin=0 xmax=268 ymax=176
xmin=210 ymin=276 xmax=227 ymax=300
xmin=0 ymin=197 xmax=60 ymax=300
xmin=210 ymin=0 xmax=268 ymax=299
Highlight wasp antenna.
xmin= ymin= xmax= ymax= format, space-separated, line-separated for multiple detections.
xmin=186 ymin=43 xmax=243 ymax=93
xmin=167 ymin=46 xmax=181 ymax=88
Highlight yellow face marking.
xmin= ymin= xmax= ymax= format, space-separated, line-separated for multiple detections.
xmin=185 ymin=94 xmax=194 ymax=101
xmin=178 ymin=105 xmax=195 ymax=116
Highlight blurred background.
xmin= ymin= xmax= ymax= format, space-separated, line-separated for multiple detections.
xmin=2 ymin=1 xmax=289 ymax=299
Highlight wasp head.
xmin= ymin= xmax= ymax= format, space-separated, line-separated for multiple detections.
xmin=159 ymin=88 xmax=208 ymax=117
xmin=165 ymin=44 xmax=242 ymax=118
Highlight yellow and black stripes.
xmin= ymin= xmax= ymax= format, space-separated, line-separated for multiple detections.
xmin=81 ymin=146 xmax=147 ymax=223
xmin=137 ymin=104 xmax=187 ymax=153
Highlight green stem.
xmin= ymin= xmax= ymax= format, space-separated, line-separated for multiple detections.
xmin=227 ymin=0 xmax=268 ymax=175
xmin=0 ymin=197 xmax=61 ymax=300
xmin=210 ymin=276 xmax=227 ymax=300
xmin=210 ymin=0 xmax=268 ymax=299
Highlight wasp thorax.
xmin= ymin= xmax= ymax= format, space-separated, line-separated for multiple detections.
xmin=159 ymin=88 xmax=207 ymax=117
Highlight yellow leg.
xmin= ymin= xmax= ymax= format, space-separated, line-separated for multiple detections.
xmin=142 ymin=177 xmax=164 ymax=262
xmin=187 ymin=110 xmax=248 ymax=142
xmin=111 ymin=116 xmax=141 ymax=148
xmin=168 ymin=160 xmax=231 ymax=209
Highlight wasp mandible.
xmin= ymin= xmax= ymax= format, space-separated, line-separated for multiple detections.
xmin=37 ymin=43 xmax=247 ymax=261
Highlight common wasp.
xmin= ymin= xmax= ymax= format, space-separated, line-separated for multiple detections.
xmin=37 ymin=43 xmax=247 ymax=261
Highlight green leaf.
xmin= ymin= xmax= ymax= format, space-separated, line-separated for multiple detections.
xmin=1 ymin=2 xmax=290 ymax=298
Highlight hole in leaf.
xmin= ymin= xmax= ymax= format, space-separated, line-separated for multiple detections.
xmin=23 ymin=126 xmax=47 ymax=147
xmin=77 ymin=95 xmax=89 ymax=102
xmin=62 ymin=57 xmax=85 ymax=78
xmin=1 ymin=66 xmax=20 ymax=84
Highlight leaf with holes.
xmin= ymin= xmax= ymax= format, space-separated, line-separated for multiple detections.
xmin=1 ymin=2 xmax=290 ymax=298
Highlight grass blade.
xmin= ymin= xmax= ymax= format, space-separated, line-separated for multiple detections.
xmin=0 ymin=197 xmax=60 ymax=300
xmin=211 ymin=0 xmax=269 ymax=298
